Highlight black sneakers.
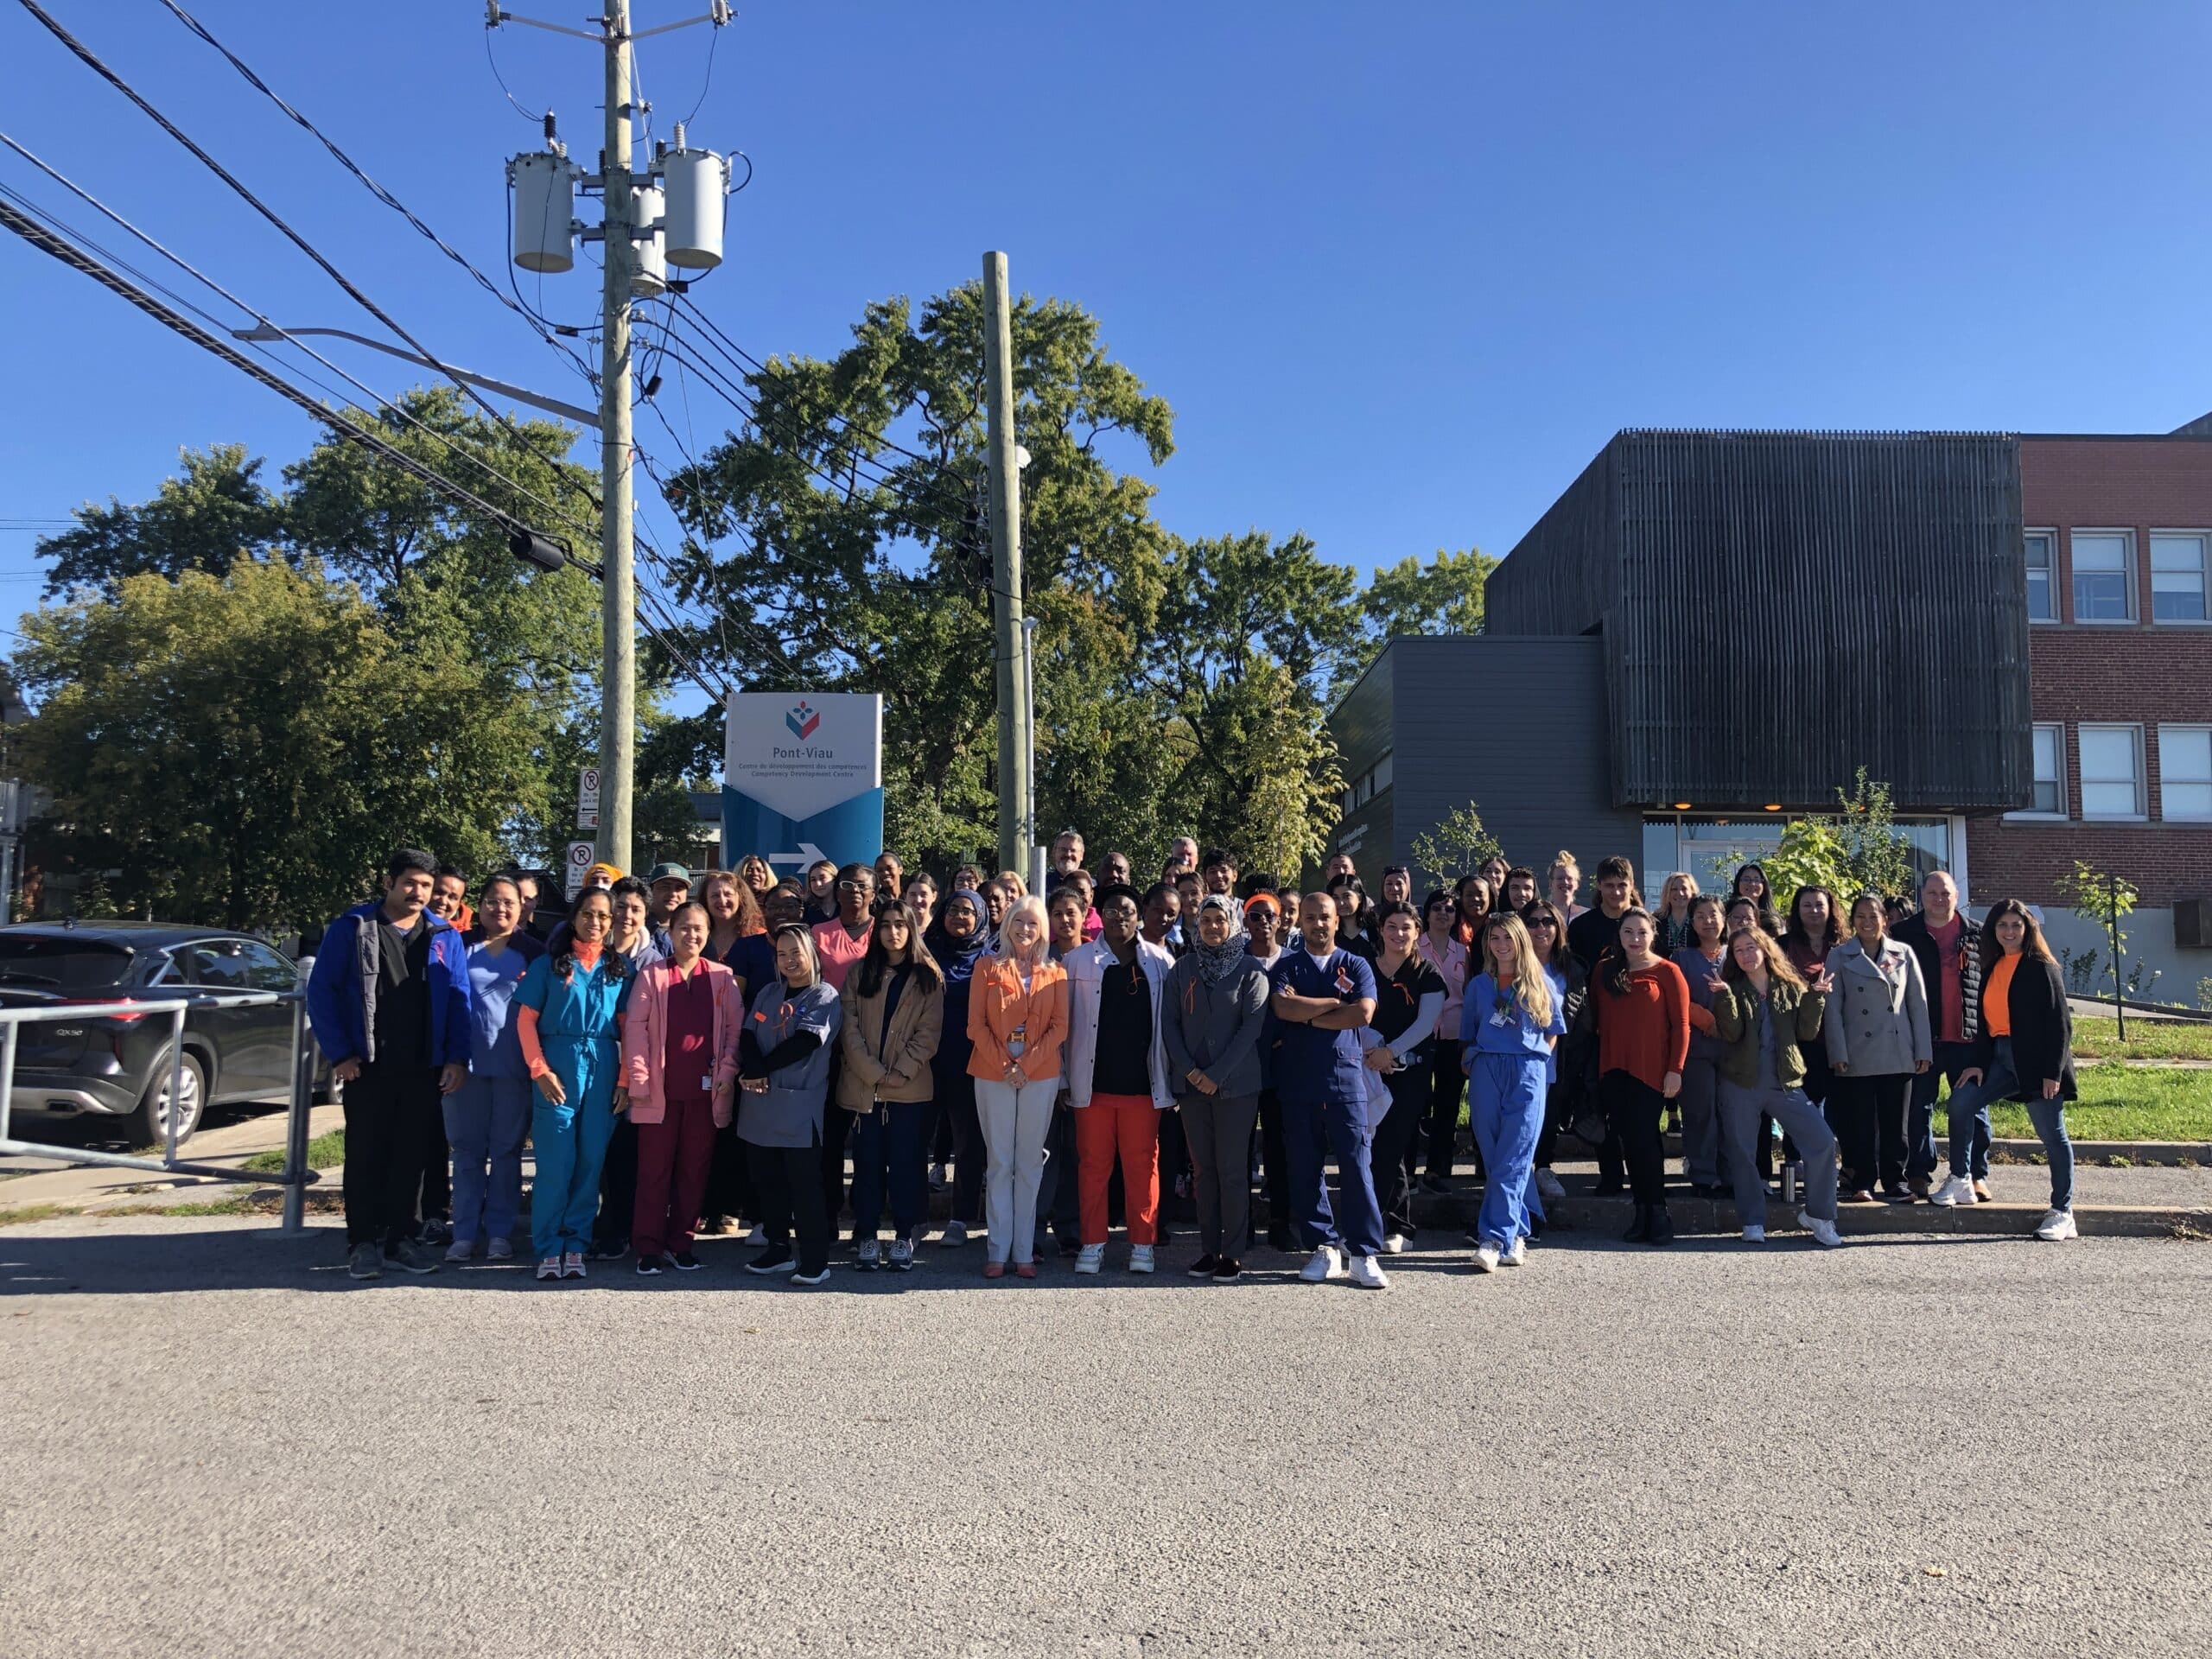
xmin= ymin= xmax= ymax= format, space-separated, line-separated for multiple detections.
xmin=745 ymin=1244 xmax=795 ymax=1275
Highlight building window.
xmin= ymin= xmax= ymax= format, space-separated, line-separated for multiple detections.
xmin=2078 ymin=723 xmax=2145 ymax=818
xmin=2069 ymin=531 xmax=2134 ymax=622
xmin=2159 ymin=725 xmax=2212 ymax=821
xmin=2027 ymin=722 xmax=2064 ymax=815
xmin=2150 ymin=532 xmax=2209 ymax=623
xmin=2024 ymin=531 xmax=2056 ymax=622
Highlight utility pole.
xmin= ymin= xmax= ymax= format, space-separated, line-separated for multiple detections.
xmin=597 ymin=0 xmax=637 ymax=873
xmin=982 ymin=251 xmax=1029 ymax=878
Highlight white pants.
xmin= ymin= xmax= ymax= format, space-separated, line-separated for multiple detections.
xmin=975 ymin=1077 xmax=1057 ymax=1266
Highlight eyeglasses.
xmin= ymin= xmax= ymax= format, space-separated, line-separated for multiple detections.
xmin=836 ymin=880 xmax=874 ymax=893
xmin=1527 ymin=918 xmax=1557 ymax=931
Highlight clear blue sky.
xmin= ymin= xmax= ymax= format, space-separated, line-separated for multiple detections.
xmin=3 ymin=0 xmax=2209 ymax=680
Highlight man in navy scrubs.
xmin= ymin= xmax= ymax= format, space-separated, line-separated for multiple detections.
xmin=1268 ymin=891 xmax=1387 ymax=1289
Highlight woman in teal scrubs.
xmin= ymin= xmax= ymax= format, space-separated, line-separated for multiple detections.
xmin=517 ymin=887 xmax=635 ymax=1281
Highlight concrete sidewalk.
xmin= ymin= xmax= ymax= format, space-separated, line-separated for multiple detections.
xmin=0 ymin=1103 xmax=342 ymax=1211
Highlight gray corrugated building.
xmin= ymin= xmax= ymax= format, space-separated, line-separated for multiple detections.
xmin=1327 ymin=429 xmax=2032 ymax=897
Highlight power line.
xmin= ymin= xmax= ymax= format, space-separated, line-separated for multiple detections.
xmin=153 ymin=0 xmax=557 ymax=346
xmin=482 ymin=19 xmax=545 ymax=124
xmin=0 ymin=197 xmax=531 ymax=537
xmin=0 ymin=197 xmax=724 ymax=711
xmin=12 ymin=0 xmax=594 ymax=494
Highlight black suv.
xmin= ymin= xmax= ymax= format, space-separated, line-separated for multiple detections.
xmin=0 ymin=922 xmax=310 ymax=1148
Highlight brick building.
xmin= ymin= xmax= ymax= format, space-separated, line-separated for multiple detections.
xmin=1966 ymin=425 xmax=2212 ymax=1001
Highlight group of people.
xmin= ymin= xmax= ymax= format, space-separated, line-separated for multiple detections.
xmin=303 ymin=830 xmax=2084 ymax=1289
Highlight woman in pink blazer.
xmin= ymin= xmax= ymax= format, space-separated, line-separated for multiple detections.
xmin=622 ymin=901 xmax=744 ymax=1274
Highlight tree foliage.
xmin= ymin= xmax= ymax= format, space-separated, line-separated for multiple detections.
xmin=664 ymin=281 xmax=1353 ymax=874
xmin=12 ymin=561 xmax=542 ymax=929
xmin=38 ymin=443 xmax=283 ymax=598
xmin=1409 ymin=800 xmax=1503 ymax=890
xmin=1713 ymin=770 xmax=1916 ymax=904
xmin=1336 ymin=547 xmax=1495 ymax=697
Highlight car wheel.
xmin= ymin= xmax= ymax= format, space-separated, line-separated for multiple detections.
xmin=132 ymin=1051 xmax=207 ymax=1149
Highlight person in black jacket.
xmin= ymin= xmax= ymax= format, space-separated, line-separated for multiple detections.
xmin=1928 ymin=899 xmax=2077 ymax=1239
xmin=1892 ymin=871 xmax=1984 ymax=1199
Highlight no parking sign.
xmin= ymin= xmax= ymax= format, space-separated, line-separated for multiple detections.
xmin=563 ymin=840 xmax=595 ymax=898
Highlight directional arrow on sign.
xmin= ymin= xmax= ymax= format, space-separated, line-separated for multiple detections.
xmin=766 ymin=841 xmax=830 ymax=870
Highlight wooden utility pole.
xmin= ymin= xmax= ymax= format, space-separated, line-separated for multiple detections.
xmin=982 ymin=251 xmax=1030 ymax=877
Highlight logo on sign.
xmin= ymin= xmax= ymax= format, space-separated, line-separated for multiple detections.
xmin=785 ymin=701 xmax=821 ymax=741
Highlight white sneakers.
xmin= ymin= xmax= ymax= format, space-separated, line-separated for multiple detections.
xmin=1300 ymin=1244 xmax=1347 ymax=1282
xmin=2035 ymin=1209 xmax=2078 ymax=1242
xmin=1499 ymin=1237 xmax=1526 ymax=1268
xmin=1128 ymin=1244 xmax=1156 ymax=1274
xmin=1929 ymin=1174 xmax=1978 ymax=1207
xmin=1382 ymin=1232 xmax=1409 ymax=1255
xmin=1471 ymin=1243 xmax=1500 ymax=1274
xmin=1741 ymin=1224 xmax=1766 ymax=1244
xmin=1347 ymin=1255 xmax=1389 ymax=1290
xmin=1535 ymin=1168 xmax=1567 ymax=1204
xmin=1074 ymin=1243 xmax=1104 ymax=1274
xmin=1800 ymin=1210 xmax=1844 ymax=1249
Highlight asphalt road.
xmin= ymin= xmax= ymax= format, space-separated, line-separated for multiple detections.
xmin=2 ymin=1216 xmax=2207 ymax=1658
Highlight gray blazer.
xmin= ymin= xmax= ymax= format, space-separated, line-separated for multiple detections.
xmin=1822 ymin=938 xmax=1931 ymax=1077
xmin=736 ymin=979 xmax=843 ymax=1148
xmin=1161 ymin=954 xmax=1272 ymax=1099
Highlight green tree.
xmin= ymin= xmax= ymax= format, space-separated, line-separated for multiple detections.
xmin=1409 ymin=800 xmax=1503 ymax=889
xmin=1834 ymin=767 xmax=1914 ymax=900
xmin=663 ymin=280 xmax=1356 ymax=872
xmin=37 ymin=443 xmax=284 ymax=598
xmin=1336 ymin=546 xmax=1495 ymax=696
xmin=12 ymin=560 xmax=543 ymax=930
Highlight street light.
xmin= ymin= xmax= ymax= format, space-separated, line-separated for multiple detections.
xmin=228 ymin=326 xmax=601 ymax=427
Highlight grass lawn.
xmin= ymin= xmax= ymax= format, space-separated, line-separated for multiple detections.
xmin=240 ymin=1128 xmax=345 ymax=1174
xmin=2071 ymin=1016 xmax=2212 ymax=1061
xmin=1936 ymin=1062 xmax=2212 ymax=1144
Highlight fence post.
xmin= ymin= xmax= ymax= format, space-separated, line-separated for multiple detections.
xmin=2111 ymin=888 xmax=2128 ymax=1042
xmin=281 ymin=994 xmax=311 ymax=1234
xmin=162 ymin=1003 xmax=188 ymax=1166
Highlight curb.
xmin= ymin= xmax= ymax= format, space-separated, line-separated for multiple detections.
xmin=1989 ymin=1138 xmax=2208 ymax=1166
xmin=1503 ymin=1192 xmax=2206 ymax=1241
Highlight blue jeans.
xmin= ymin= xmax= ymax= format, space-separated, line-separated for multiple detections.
xmin=1470 ymin=1053 xmax=1547 ymax=1249
xmin=1911 ymin=1040 xmax=1978 ymax=1180
xmin=1281 ymin=1092 xmax=1384 ymax=1259
xmin=444 ymin=1074 xmax=530 ymax=1245
xmin=848 ymin=1099 xmax=930 ymax=1241
xmin=530 ymin=1090 xmax=620 ymax=1259
xmin=1945 ymin=1037 xmax=2075 ymax=1210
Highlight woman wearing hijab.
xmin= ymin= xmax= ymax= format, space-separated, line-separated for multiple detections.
xmin=927 ymin=888 xmax=992 ymax=1248
xmin=1162 ymin=893 xmax=1272 ymax=1280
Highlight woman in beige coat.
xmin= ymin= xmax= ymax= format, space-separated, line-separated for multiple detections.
xmin=839 ymin=899 xmax=944 ymax=1270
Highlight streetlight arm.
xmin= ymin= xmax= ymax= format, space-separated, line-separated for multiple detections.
xmin=232 ymin=325 xmax=601 ymax=427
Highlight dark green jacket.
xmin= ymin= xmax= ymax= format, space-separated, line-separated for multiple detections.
xmin=1711 ymin=979 xmax=1827 ymax=1090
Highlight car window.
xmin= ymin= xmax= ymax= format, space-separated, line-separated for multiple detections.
xmin=238 ymin=941 xmax=299 ymax=993
xmin=0 ymin=935 xmax=136 ymax=993
xmin=184 ymin=940 xmax=254 ymax=991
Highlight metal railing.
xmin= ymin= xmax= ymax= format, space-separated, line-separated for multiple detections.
xmin=0 ymin=988 xmax=317 ymax=1232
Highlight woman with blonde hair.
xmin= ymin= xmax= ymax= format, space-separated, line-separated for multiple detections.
xmin=1459 ymin=912 xmax=1564 ymax=1271
xmin=735 ymin=855 xmax=775 ymax=901
xmin=1548 ymin=852 xmax=1589 ymax=922
xmin=1655 ymin=872 xmax=1700 ymax=956
xmin=966 ymin=895 xmax=1069 ymax=1277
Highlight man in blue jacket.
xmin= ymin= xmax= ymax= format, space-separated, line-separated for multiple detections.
xmin=1268 ymin=891 xmax=1387 ymax=1289
xmin=307 ymin=848 xmax=473 ymax=1281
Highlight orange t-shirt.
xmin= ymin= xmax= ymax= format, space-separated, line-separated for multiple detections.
xmin=1984 ymin=954 xmax=2018 ymax=1037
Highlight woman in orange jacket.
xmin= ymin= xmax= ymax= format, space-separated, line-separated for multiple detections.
xmin=965 ymin=895 xmax=1069 ymax=1278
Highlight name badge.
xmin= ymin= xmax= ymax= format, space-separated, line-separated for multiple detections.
xmin=701 ymin=1074 xmax=715 ymax=1093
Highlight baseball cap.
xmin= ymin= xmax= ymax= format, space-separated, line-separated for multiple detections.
xmin=647 ymin=862 xmax=692 ymax=887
